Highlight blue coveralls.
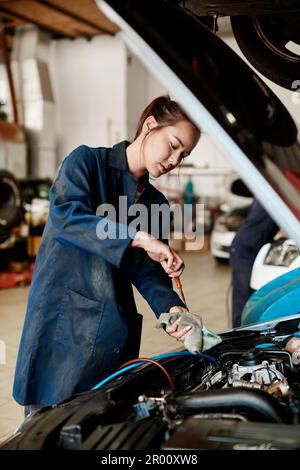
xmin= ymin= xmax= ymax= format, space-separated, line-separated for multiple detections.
xmin=13 ymin=141 xmax=185 ymax=406
xmin=230 ymin=199 xmax=278 ymax=328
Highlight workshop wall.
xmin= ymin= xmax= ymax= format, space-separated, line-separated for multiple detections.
xmin=49 ymin=34 xmax=127 ymax=164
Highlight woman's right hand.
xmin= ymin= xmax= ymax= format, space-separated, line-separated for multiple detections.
xmin=131 ymin=231 xmax=185 ymax=277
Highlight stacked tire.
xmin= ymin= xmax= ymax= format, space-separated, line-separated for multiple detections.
xmin=0 ymin=171 xmax=22 ymax=271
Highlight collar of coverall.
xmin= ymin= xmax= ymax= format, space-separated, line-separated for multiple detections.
xmin=109 ymin=140 xmax=150 ymax=188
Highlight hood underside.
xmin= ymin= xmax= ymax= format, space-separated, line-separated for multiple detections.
xmin=98 ymin=0 xmax=300 ymax=247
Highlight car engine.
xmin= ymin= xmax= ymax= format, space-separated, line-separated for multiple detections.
xmin=2 ymin=315 xmax=300 ymax=450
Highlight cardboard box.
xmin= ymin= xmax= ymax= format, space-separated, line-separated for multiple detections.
xmin=27 ymin=235 xmax=42 ymax=257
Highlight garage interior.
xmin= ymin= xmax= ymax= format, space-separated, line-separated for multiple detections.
xmin=0 ymin=0 xmax=299 ymax=444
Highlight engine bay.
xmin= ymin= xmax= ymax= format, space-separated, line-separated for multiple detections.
xmin=2 ymin=315 xmax=300 ymax=450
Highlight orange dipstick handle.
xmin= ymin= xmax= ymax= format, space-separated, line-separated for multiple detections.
xmin=173 ymin=276 xmax=187 ymax=306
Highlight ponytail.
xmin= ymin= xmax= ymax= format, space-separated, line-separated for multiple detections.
xmin=134 ymin=95 xmax=199 ymax=139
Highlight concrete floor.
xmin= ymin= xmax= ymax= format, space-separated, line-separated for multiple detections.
xmin=0 ymin=251 xmax=231 ymax=441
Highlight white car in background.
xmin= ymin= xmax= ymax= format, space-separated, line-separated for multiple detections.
xmin=210 ymin=172 xmax=253 ymax=262
xmin=251 ymin=237 xmax=300 ymax=290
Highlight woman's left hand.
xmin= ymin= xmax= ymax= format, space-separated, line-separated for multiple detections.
xmin=165 ymin=306 xmax=191 ymax=343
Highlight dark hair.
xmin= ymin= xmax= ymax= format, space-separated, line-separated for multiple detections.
xmin=134 ymin=95 xmax=199 ymax=140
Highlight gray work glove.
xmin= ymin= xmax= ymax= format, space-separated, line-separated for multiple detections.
xmin=155 ymin=311 xmax=222 ymax=354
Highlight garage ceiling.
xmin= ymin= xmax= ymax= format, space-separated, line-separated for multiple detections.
xmin=0 ymin=0 xmax=119 ymax=49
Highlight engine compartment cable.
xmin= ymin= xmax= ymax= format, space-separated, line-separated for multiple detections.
xmin=91 ymin=351 xmax=216 ymax=391
xmin=116 ymin=358 xmax=176 ymax=392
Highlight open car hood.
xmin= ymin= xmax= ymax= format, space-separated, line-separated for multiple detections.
xmin=98 ymin=0 xmax=300 ymax=247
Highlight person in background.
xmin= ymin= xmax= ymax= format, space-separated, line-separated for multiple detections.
xmin=230 ymin=199 xmax=278 ymax=327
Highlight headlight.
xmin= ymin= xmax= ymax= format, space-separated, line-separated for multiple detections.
xmin=264 ymin=239 xmax=299 ymax=267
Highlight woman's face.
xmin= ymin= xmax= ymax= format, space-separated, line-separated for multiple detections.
xmin=142 ymin=118 xmax=200 ymax=178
